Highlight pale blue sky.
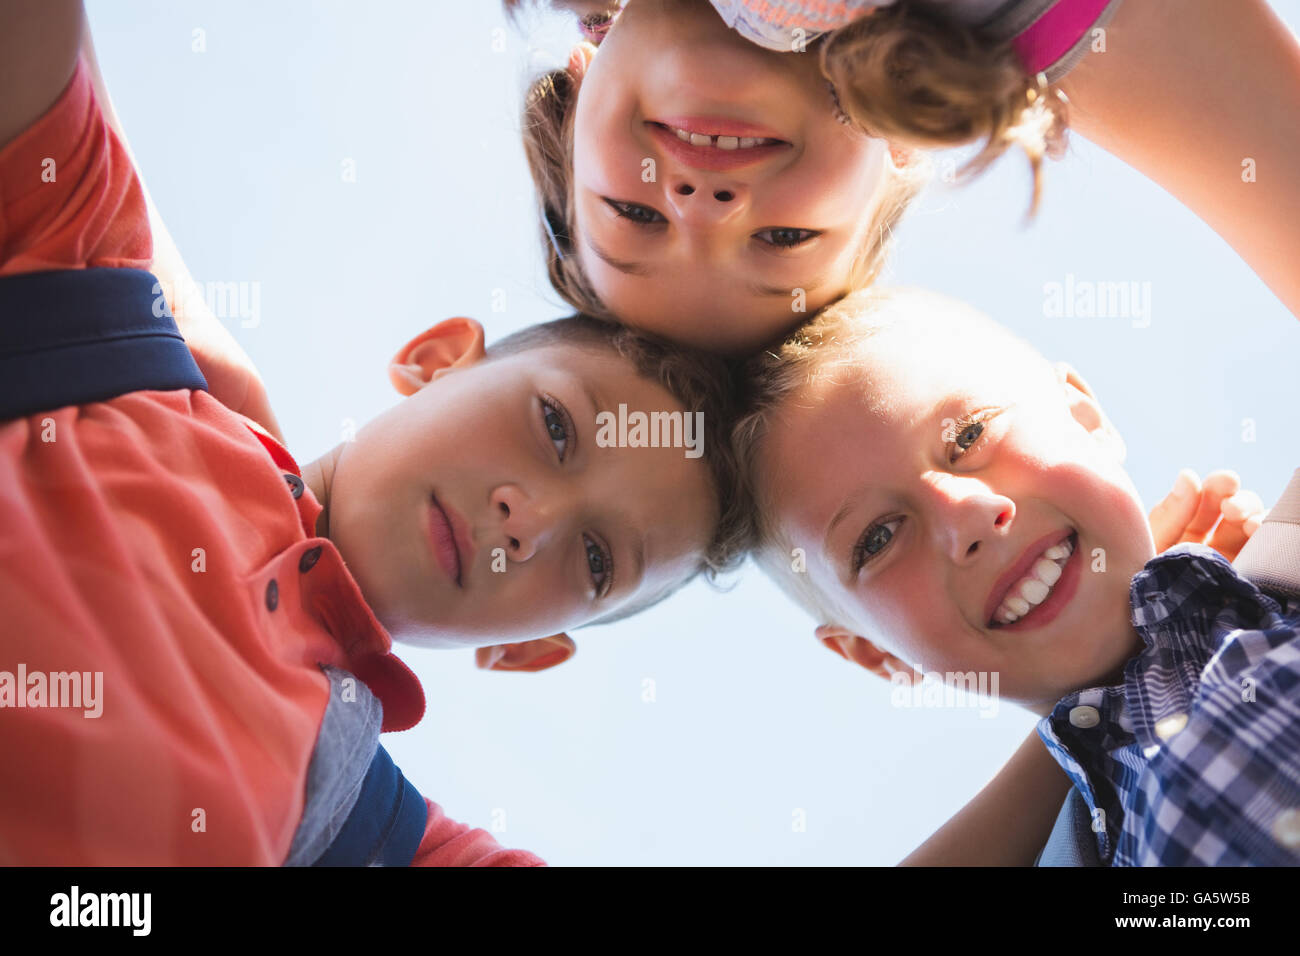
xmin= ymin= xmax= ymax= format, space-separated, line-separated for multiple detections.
xmin=87 ymin=0 xmax=1300 ymax=865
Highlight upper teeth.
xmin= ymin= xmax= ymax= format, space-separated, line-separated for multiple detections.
xmin=993 ymin=537 xmax=1074 ymax=625
xmin=669 ymin=126 xmax=778 ymax=149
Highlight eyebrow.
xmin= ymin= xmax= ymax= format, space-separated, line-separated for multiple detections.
xmin=580 ymin=380 xmax=606 ymax=443
xmin=821 ymin=395 xmax=960 ymax=571
xmin=749 ymin=276 xmax=824 ymax=298
xmin=574 ymin=376 xmax=645 ymax=594
xmin=587 ymin=239 xmax=653 ymax=278
xmin=825 ymin=496 xmax=860 ymax=570
xmin=626 ymin=532 xmax=646 ymax=597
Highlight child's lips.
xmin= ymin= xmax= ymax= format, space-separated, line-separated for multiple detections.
xmin=427 ymin=495 xmax=473 ymax=588
xmin=651 ymin=115 xmax=788 ymax=141
xmin=645 ymin=122 xmax=789 ymax=173
xmin=443 ymin=501 xmax=476 ymax=578
xmin=984 ymin=530 xmax=1080 ymax=631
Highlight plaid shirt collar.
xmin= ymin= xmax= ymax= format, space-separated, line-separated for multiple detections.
xmin=1037 ymin=543 xmax=1298 ymax=865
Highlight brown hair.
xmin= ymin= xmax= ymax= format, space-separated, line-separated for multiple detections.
xmin=819 ymin=0 xmax=1069 ymax=214
xmin=514 ymin=1 xmax=1062 ymax=326
xmin=487 ymin=314 xmax=757 ymax=581
xmin=518 ymin=32 xmax=927 ymax=323
xmin=519 ymin=62 xmax=612 ymax=319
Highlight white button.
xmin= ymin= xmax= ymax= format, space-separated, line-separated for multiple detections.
xmin=1154 ymin=712 xmax=1189 ymax=740
xmin=1271 ymin=808 xmax=1300 ymax=848
xmin=1069 ymin=705 xmax=1100 ymax=728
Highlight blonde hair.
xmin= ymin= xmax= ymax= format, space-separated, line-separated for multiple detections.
xmin=731 ymin=286 xmax=1062 ymax=624
xmin=729 ymin=286 xmax=903 ymax=622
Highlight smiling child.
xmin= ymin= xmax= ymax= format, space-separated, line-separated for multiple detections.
xmin=733 ymin=286 xmax=1300 ymax=864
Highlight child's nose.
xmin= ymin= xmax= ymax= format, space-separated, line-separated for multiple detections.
xmin=664 ymin=176 xmax=750 ymax=227
xmin=930 ymin=479 xmax=1015 ymax=564
xmin=489 ymin=484 xmax=556 ymax=563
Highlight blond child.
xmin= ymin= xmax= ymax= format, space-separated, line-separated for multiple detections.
xmin=731 ymin=285 xmax=1292 ymax=864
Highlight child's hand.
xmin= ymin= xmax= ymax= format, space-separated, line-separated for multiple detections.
xmin=1147 ymin=469 xmax=1267 ymax=562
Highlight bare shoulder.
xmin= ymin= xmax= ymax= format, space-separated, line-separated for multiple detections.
xmin=0 ymin=0 xmax=85 ymax=149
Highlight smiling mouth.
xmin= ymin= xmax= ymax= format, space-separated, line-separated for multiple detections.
xmin=987 ymin=531 xmax=1079 ymax=628
xmin=644 ymin=121 xmax=791 ymax=173
xmin=648 ymin=121 xmax=785 ymax=150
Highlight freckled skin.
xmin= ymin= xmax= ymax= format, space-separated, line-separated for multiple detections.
xmin=759 ymin=297 xmax=1156 ymax=711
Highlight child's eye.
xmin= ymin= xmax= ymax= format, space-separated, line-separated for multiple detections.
xmin=754 ymin=227 xmax=820 ymax=249
xmin=852 ymin=516 xmax=904 ymax=574
xmin=583 ymin=534 xmax=614 ymax=597
xmin=946 ymin=411 xmax=995 ymax=464
xmin=540 ymin=396 xmax=574 ymax=461
xmin=603 ymin=198 xmax=666 ymax=226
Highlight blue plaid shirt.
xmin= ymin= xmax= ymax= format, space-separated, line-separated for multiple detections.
xmin=1037 ymin=543 xmax=1300 ymax=865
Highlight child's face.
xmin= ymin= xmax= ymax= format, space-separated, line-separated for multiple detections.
xmin=571 ymin=0 xmax=890 ymax=352
xmin=757 ymin=310 xmax=1157 ymax=710
xmin=323 ymin=325 xmax=716 ymax=649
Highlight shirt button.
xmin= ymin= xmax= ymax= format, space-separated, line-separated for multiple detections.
xmin=284 ymin=473 xmax=304 ymax=499
xmin=265 ymin=578 xmax=279 ymax=611
xmin=299 ymin=546 xmax=323 ymax=573
xmin=1068 ymin=705 xmax=1100 ymax=729
xmin=1272 ymin=808 xmax=1300 ymax=848
xmin=1154 ymin=712 xmax=1189 ymax=740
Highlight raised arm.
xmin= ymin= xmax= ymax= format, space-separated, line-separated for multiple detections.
xmin=1060 ymin=0 xmax=1300 ymax=319
xmin=0 ymin=0 xmax=82 ymax=150
xmin=900 ymin=728 xmax=1071 ymax=866
xmin=76 ymin=14 xmax=288 ymax=443
xmin=2 ymin=0 xmax=286 ymax=441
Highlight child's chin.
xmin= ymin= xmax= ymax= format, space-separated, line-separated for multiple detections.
xmin=1073 ymin=616 xmax=1143 ymax=690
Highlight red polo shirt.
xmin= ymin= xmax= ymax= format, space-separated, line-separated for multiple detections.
xmin=0 ymin=54 xmax=544 ymax=866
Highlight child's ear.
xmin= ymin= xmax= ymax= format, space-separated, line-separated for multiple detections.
xmin=814 ymin=624 xmax=919 ymax=685
xmin=887 ymin=143 xmax=917 ymax=169
xmin=567 ymin=40 xmax=597 ymax=80
xmin=1054 ymin=361 xmax=1127 ymax=463
xmin=475 ymin=634 xmax=575 ymax=673
xmin=389 ymin=317 xmax=486 ymax=396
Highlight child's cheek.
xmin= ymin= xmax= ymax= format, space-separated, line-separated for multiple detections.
xmin=866 ymin=564 xmax=956 ymax=672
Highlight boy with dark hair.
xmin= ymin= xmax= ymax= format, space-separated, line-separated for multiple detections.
xmin=0 ymin=0 xmax=751 ymax=865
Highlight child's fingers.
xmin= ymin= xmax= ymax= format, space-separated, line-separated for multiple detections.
xmin=1243 ymin=511 xmax=1266 ymax=538
xmin=1179 ymin=470 xmax=1241 ymax=543
xmin=1220 ymin=489 xmax=1265 ymax=524
xmin=1205 ymin=491 xmax=1264 ymax=561
xmin=1147 ymin=469 xmax=1200 ymax=552
xmin=1206 ymin=518 xmax=1250 ymax=562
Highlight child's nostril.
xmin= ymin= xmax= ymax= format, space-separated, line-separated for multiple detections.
xmin=714 ymin=190 xmax=733 ymax=202
xmin=677 ymin=184 xmax=694 ymax=195
xmin=499 ymin=501 xmax=510 ymax=517
xmin=967 ymin=541 xmax=979 ymax=556
xmin=509 ymin=537 xmax=520 ymax=551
